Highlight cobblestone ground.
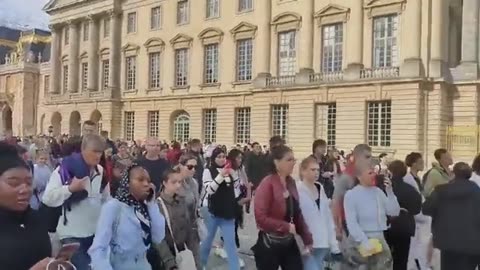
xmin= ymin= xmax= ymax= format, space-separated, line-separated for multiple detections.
xmin=206 ymin=206 xmax=440 ymax=270
xmin=205 ymin=208 xmax=258 ymax=270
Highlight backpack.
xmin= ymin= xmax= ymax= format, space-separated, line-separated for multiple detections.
xmin=39 ymin=165 xmax=73 ymax=232
xmin=422 ymin=168 xmax=433 ymax=187
xmin=39 ymin=164 xmax=108 ymax=232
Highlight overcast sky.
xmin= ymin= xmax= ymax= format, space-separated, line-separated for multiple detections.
xmin=0 ymin=0 xmax=50 ymax=30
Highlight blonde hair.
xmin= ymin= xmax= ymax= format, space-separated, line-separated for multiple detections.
xmin=299 ymin=156 xmax=318 ymax=180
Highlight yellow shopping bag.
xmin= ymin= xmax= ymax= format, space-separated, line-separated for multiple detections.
xmin=357 ymin=238 xmax=383 ymax=257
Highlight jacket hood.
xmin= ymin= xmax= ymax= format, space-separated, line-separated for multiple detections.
xmin=436 ymin=179 xmax=479 ymax=200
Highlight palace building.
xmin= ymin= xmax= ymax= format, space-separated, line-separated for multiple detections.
xmin=1 ymin=0 xmax=479 ymax=163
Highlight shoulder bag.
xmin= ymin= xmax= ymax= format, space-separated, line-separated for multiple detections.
xmin=158 ymin=197 xmax=197 ymax=270
xmin=262 ymin=190 xmax=294 ymax=248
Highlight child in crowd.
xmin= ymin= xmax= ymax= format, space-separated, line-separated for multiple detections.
xmin=30 ymin=151 xmax=52 ymax=210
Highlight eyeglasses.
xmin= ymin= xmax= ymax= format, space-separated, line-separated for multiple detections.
xmin=186 ymin=165 xmax=196 ymax=170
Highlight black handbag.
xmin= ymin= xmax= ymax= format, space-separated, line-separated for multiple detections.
xmin=262 ymin=195 xmax=294 ymax=248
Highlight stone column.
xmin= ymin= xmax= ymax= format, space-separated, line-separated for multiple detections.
xmin=256 ymin=0 xmax=272 ymax=76
xmin=108 ymin=11 xmax=121 ymax=96
xmin=457 ymin=0 xmax=479 ymax=79
xmin=345 ymin=0 xmax=363 ymax=78
xmin=400 ymin=0 xmax=422 ymax=77
xmin=68 ymin=21 xmax=80 ymax=92
xmin=298 ymin=0 xmax=314 ymax=73
xmin=429 ymin=0 xmax=447 ymax=77
xmin=48 ymin=24 xmax=60 ymax=93
xmin=87 ymin=16 xmax=100 ymax=91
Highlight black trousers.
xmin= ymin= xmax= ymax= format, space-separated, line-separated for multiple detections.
xmin=385 ymin=231 xmax=411 ymax=270
xmin=441 ymin=251 xmax=478 ymax=270
xmin=251 ymin=232 xmax=302 ymax=270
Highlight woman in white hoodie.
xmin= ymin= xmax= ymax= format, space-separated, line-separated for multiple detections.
xmin=404 ymin=152 xmax=432 ymax=270
xmin=298 ymin=156 xmax=340 ymax=270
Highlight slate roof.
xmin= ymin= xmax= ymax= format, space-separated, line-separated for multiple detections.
xmin=0 ymin=26 xmax=51 ymax=65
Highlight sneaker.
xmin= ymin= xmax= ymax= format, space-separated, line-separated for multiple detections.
xmin=214 ymin=247 xmax=228 ymax=259
xmin=239 ymin=258 xmax=245 ymax=268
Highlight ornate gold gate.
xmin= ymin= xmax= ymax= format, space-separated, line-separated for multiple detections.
xmin=446 ymin=125 xmax=479 ymax=161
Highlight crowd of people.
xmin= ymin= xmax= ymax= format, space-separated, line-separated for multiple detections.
xmin=2 ymin=119 xmax=480 ymax=270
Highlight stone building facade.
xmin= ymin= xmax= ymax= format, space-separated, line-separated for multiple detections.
xmin=0 ymin=27 xmax=51 ymax=136
xmin=4 ymin=0 xmax=480 ymax=162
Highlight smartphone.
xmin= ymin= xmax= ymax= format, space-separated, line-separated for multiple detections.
xmin=56 ymin=243 xmax=80 ymax=260
xmin=47 ymin=260 xmax=76 ymax=270
xmin=147 ymin=188 xmax=154 ymax=201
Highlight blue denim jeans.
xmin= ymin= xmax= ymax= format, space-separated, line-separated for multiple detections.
xmin=200 ymin=214 xmax=240 ymax=270
xmin=303 ymin=248 xmax=330 ymax=270
xmin=61 ymin=236 xmax=94 ymax=270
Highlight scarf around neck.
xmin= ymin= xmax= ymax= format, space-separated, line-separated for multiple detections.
xmin=114 ymin=164 xmax=152 ymax=246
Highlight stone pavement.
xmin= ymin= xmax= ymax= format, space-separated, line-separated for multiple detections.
xmin=206 ymin=208 xmax=258 ymax=270
xmin=205 ymin=208 xmax=440 ymax=270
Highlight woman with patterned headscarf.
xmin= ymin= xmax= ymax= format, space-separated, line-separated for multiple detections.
xmin=88 ymin=164 xmax=165 ymax=270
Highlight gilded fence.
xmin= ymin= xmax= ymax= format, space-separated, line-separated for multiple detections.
xmin=446 ymin=125 xmax=479 ymax=159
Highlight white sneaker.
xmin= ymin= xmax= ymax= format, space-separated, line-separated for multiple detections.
xmin=214 ymin=247 xmax=228 ymax=259
xmin=239 ymin=258 xmax=245 ymax=268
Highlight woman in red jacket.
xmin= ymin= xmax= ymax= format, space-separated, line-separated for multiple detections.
xmin=252 ymin=145 xmax=313 ymax=270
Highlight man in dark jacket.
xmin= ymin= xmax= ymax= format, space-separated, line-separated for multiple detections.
xmin=245 ymin=142 xmax=268 ymax=188
xmin=423 ymin=162 xmax=480 ymax=270
xmin=244 ymin=142 xmax=268 ymax=213
xmin=385 ymin=160 xmax=422 ymax=270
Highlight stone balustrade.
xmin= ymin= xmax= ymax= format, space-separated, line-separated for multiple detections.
xmin=359 ymin=67 xmax=400 ymax=79
xmin=266 ymin=75 xmax=296 ymax=87
xmin=308 ymin=71 xmax=344 ymax=83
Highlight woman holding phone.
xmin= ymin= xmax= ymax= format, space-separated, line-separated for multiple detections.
xmin=199 ymin=148 xmax=241 ymax=270
xmin=343 ymin=163 xmax=400 ymax=269
xmin=88 ymin=164 xmax=165 ymax=270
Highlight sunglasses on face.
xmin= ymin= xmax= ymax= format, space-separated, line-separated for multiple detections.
xmin=186 ymin=165 xmax=196 ymax=170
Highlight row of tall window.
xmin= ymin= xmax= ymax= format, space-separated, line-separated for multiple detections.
xmin=59 ymin=59 xmax=110 ymax=92
xmin=56 ymin=12 xmax=397 ymax=92
xmin=120 ymin=38 xmax=253 ymax=90
xmin=123 ymin=101 xmax=391 ymax=147
xmin=123 ymin=0 xmax=254 ymax=31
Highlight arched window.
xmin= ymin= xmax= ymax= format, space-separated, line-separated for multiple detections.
xmin=173 ymin=113 xmax=190 ymax=142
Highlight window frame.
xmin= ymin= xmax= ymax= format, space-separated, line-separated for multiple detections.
xmin=62 ymin=65 xmax=69 ymax=92
xmin=124 ymin=111 xmax=135 ymax=141
xmin=203 ymin=43 xmax=219 ymax=84
xmin=150 ymin=6 xmax=162 ymax=30
xmin=149 ymin=52 xmax=162 ymax=89
xmin=271 ymin=104 xmax=289 ymax=140
xmin=367 ymin=100 xmax=392 ymax=147
xmin=238 ymin=0 xmax=253 ymax=13
xmin=147 ymin=111 xmax=160 ymax=138
xmin=125 ymin=55 xmax=137 ymax=90
xmin=173 ymin=113 xmax=190 ymax=142
xmin=321 ymin=23 xmax=343 ymax=73
xmin=203 ymin=109 xmax=217 ymax=143
xmin=177 ymin=0 xmax=190 ymax=25
xmin=235 ymin=107 xmax=251 ymax=144
xmin=127 ymin=12 xmax=137 ymax=34
xmin=277 ymin=31 xmax=297 ymax=76
xmin=174 ymin=48 xmax=189 ymax=87
xmin=206 ymin=0 xmax=220 ymax=19
xmin=81 ymin=62 xmax=88 ymax=91
xmin=372 ymin=14 xmax=399 ymax=68
xmin=236 ymin=38 xmax=253 ymax=82
xmin=101 ymin=59 xmax=109 ymax=90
